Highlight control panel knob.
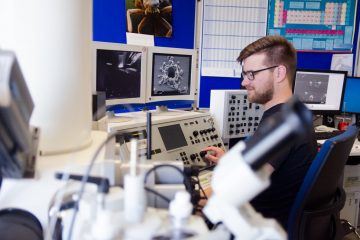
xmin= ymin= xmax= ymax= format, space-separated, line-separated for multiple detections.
xmin=200 ymin=151 xmax=207 ymax=158
xmin=193 ymin=131 xmax=199 ymax=137
xmin=190 ymin=154 xmax=196 ymax=161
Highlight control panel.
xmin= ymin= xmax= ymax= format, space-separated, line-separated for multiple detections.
xmin=210 ymin=90 xmax=263 ymax=139
xmin=106 ymin=111 xmax=225 ymax=169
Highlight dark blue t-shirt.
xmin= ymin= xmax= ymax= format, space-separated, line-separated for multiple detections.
xmin=249 ymin=103 xmax=318 ymax=228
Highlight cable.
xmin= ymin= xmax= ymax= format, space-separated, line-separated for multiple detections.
xmin=199 ymin=164 xmax=216 ymax=172
xmin=66 ymin=131 xmax=119 ymax=240
xmin=144 ymin=164 xmax=185 ymax=184
xmin=144 ymin=186 xmax=171 ymax=203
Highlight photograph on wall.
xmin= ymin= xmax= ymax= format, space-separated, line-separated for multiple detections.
xmin=126 ymin=0 xmax=173 ymax=37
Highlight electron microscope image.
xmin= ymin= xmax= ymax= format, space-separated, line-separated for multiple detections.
xmin=294 ymin=73 xmax=329 ymax=104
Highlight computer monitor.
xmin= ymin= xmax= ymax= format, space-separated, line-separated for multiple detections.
xmin=146 ymin=46 xmax=197 ymax=103
xmin=0 ymin=50 xmax=36 ymax=178
xmin=293 ymin=69 xmax=347 ymax=114
xmin=93 ymin=42 xmax=147 ymax=106
xmin=342 ymin=76 xmax=360 ymax=113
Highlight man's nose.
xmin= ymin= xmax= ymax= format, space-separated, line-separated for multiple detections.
xmin=241 ymin=77 xmax=249 ymax=87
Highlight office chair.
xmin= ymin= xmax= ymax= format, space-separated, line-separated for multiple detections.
xmin=287 ymin=124 xmax=359 ymax=240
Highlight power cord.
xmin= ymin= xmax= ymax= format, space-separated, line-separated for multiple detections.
xmin=65 ymin=131 xmax=119 ymax=240
xmin=144 ymin=186 xmax=171 ymax=203
xmin=144 ymin=164 xmax=200 ymax=208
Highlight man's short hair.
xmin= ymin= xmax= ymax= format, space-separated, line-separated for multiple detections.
xmin=237 ymin=35 xmax=297 ymax=86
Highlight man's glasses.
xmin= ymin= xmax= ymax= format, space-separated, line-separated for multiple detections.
xmin=241 ymin=65 xmax=278 ymax=81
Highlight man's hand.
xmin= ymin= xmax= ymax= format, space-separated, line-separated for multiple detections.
xmin=201 ymin=146 xmax=225 ymax=164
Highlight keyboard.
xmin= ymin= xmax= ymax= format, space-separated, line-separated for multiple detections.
xmin=315 ymin=130 xmax=345 ymax=140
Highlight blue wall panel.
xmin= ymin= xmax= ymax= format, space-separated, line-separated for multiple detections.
xmin=93 ymin=1 xmax=360 ymax=108
xmin=93 ymin=0 xmax=195 ymax=49
xmin=93 ymin=0 xmax=127 ymax=43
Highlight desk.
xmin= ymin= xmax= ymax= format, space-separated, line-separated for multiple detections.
xmin=339 ymin=138 xmax=360 ymax=227
xmin=317 ymin=138 xmax=360 ymax=156
xmin=0 ymin=131 xmax=108 ymax=228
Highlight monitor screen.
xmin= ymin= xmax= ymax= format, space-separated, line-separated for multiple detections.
xmin=342 ymin=76 xmax=360 ymax=113
xmin=158 ymin=124 xmax=188 ymax=151
xmin=93 ymin=42 xmax=147 ymax=106
xmin=293 ymin=69 xmax=347 ymax=113
xmin=146 ymin=47 xmax=196 ymax=103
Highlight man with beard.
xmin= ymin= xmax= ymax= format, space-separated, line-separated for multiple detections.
xmin=203 ymin=35 xmax=318 ymax=228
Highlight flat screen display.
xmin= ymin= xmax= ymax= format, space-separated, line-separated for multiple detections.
xmin=151 ymin=53 xmax=192 ymax=96
xmin=96 ymin=49 xmax=142 ymax=100
xmin=158 ymin=124 xmax=188 ymax=151
xmin=342 ymin=77 xmax=360 ymax=113
xmin=293 ymin=70 xmax=347 ymax=113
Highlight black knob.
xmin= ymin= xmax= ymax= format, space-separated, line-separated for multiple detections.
xmin=190 ymin=154 xmax=196 ymax=161
xmin=193 ymin=131 xmax=199 ymax=137
xmin=200 ymin=151 xmax=207 ymax=158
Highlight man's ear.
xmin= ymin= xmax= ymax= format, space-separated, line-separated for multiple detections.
xmin=275 ymin=65 xmax=287 ymax=83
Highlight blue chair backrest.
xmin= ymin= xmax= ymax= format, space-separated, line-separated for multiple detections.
xmin=287 ymin=124 xmax=359 ymax=239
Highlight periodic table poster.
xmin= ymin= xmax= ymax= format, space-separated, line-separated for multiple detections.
xmin=267 ymin=0 xmax=358 ymax=52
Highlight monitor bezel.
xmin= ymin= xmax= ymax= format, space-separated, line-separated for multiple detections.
xmin=293 ymin=69 xmax=348 ymax=114
xmin=342 ymin=76 xmax=360 ymax=114
xmin=92 ymin=41 xmax=147 ymax=106
xmin=146 ymin=46 xmax=197 ymax=103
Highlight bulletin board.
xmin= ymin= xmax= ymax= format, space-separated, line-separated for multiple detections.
xmin=92 ymin=0 xmax=360 ymax=108
xmin=267 ymin=0 xmax=358 ymax=52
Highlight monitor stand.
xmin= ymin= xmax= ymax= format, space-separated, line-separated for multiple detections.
xmin=151 ymin=105 xmax=186 ymax=116
xmin=107 ymin=111 xmax=133 ymax=123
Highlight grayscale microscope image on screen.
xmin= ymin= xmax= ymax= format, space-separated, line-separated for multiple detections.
xmin=151 ymin=53 xmax=192 ymax=96
xmin=294 ymin=73 xmax=329 ymax=104
xmin=96 ymin=49 xmax=142 ymax=99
